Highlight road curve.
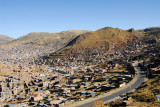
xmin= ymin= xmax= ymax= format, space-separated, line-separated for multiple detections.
xmin=75 ymin=62 xmax=145 ymax=107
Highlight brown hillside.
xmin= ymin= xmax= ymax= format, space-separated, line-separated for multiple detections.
xmin=60 ymin=27 xmax=143 ymax=52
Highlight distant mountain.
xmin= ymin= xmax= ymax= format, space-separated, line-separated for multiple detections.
xmin=0 ymin=30 xmax=90 ymax=60
xmin=5 ymin=30 xmax=89 ymax=47
xmin=0 ymin=35 xmax=14 ymax=45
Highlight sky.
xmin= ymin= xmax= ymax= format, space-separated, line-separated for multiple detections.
xmin=0 ymin=0 xmax=160 ymax=38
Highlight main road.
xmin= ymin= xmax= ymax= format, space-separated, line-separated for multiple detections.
xmin=74 ymin=62 xmax=145 ymax=107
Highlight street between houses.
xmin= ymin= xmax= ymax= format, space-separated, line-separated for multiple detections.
xmin=70 ymin=61 xmax=145 ymax=107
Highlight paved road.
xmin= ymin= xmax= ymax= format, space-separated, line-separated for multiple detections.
xmin=75 ymin=62 xmax=145 ymax=107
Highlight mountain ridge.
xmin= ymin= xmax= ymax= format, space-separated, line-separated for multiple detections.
xmin=56 ymin=27 xmax=143 ymax=54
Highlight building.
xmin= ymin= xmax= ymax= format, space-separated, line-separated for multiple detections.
xmin=156 ymin=95 xmax=160 ymax=102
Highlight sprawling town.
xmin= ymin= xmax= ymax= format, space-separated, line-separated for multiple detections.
xmin=0 ymin=28 xmax=160 ymax=107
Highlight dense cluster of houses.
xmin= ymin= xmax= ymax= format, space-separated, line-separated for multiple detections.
xmin=0 ymin=64 xmax=133 ymax=106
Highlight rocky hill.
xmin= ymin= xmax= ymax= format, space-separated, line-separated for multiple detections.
xmin=54 ymin=27 xmax=143 ymax=54
xmin=65 ymin=27 xmax=160 ymax=51
xmin=70 ymin=27 xmax=141 ymax=46
xmin=45 ymin=27 xmax=159 ymax=66
xmin=0 ymin=35 xmax=14 ymax=45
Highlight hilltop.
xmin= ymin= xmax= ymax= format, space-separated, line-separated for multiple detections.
xmin=52 ymin=27 xmax=143 ymax=55
xmin=0 ymin=35 xmax=14 ymax=45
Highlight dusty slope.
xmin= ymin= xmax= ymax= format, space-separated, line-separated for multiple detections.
xmin=0 ymin=35 xmax=14 ymax=45
xmin=58 ymin=27 xmax=143 ymax=53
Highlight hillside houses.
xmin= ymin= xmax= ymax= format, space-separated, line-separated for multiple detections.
xmin=0 ymin=29 xmax=160 ymax=106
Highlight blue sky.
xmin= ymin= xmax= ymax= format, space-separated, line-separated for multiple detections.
xmin=0 ymin=0 xmax=160 ymax=38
